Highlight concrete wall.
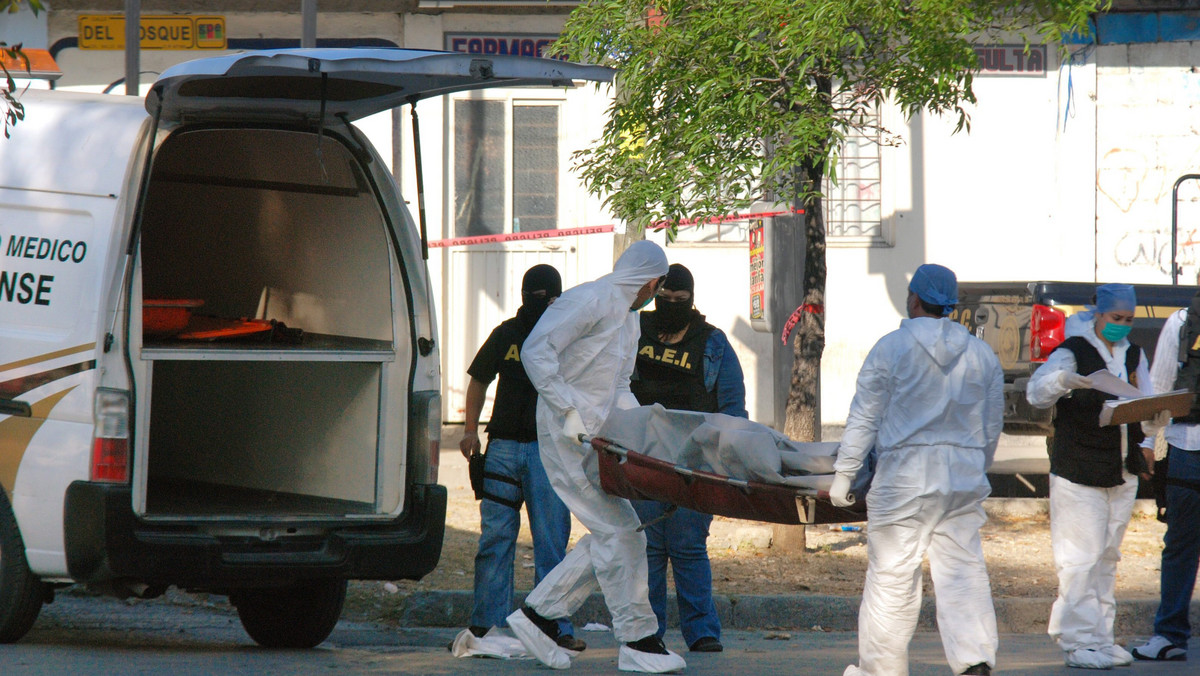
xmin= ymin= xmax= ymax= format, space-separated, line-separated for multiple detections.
xmin=1095 ymin=41 xmax=1200 ymax=284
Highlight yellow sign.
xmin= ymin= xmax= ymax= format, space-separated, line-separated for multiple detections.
xmin=78 ymin=15 xmax=226 ymax=51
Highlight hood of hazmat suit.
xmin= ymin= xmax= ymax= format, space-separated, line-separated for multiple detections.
xmin=517 ymin=239 xmax=670 ymax=647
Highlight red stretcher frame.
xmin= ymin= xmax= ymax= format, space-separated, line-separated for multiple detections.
xmin=590 ymin=436 xmax=867 ymax=526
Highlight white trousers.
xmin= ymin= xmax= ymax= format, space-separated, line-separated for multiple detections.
xmin=525 ymin=436 xmax=658 ymax=643
xmin=857 ymin=447 xmax=998 ymax=676
xmin=1047 ymin=472 xmax=1138 ymax=652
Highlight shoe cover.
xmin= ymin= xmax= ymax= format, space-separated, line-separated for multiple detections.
xmin=507 ymin=609 xmax=571 ymax=669
xmin=1065 ymin=648 xmax=1115 ymax=669
xmin=842 ymin=666 xmax=869 ymax=676
xmin=618 ymin=645 xmax=686 ymax=673
xmin=1108 ymin=644 xmax=1133 ymax=667
xmin=450 ymin=627 xmax=531 ymax=660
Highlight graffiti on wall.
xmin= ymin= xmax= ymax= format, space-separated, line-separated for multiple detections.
xmin=1113 ymin=228 xmax=1200 ymax=275
xmin=1097 ymin=148 xmax=1154 ymax=214
xmin=1098 ymin=144 xmax=1200 ymax=277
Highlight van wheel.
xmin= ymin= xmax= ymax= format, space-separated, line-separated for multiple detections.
xmin=231 ymin=578 xmax=346 ymax=648
xmin=0 ymin=489 xmax=45 ymax=643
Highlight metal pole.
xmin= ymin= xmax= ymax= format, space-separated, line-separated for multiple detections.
xmin=302 ymin=0 xmax=317 ymax=48
xmin=124 ymin=0 xmax=140 ymax=96
xmin=1171 ymin=174 xmax=1200 ymax=285
xmin=410 ymin=100 xmax=429 ymax=260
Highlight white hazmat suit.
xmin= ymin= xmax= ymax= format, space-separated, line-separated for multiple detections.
xmin=514 ymin=240 xmax=680 ymax=672
xmin=837 ymin=316 xmax=1004 ymax=676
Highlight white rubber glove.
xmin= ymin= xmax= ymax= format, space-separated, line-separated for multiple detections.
xmin=562 ymin=409 xmax=588 ymax=446
xmin=1057 ymin=371 xmax=1093 ymax=391
xmin=829 ymin=473 xmax=856 ymax=508
xmin=616 ymin=392 xmax=641 ymax=411
xmin=1151 ymin=409 xmax=1173 ymax=427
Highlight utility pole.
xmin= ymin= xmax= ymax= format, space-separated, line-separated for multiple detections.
xmin=124 ymin=0 xmax=139 ymax=96
xmin=302 ymin=0 xmax=317 ymax=48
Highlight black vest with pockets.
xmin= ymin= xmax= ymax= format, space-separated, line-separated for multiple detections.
xmin=1050 ymin=336 xmax=1145 ymax=488
xmin=631 ymin=313 xmax=717 ymax=413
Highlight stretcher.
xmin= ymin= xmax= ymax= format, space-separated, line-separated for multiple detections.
xmin=589 ymin=435 xmax=867 ymax=526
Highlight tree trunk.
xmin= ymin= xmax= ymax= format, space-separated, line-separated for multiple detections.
xmin=613 ymin=223 xmax=645 ymax=263
xmin=783 ymin=164 xmax=827 ymax=443
xmin=772 ymin=89 xmax=831 ymax=554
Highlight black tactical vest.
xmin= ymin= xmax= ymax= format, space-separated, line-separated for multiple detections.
xmin=1051 ymin=336 xmax=1146 ymax=487
xmin=1172 ymin=291 xmax=1200 ymax=424
xmin=631 ymin=312 xmax=717 ymax=413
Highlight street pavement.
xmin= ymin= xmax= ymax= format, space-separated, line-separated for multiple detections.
xmin=13 ymin=592 xmax=1195 ymax=675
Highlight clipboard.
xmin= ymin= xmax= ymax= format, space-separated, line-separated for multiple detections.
xmin=1098 ymin=389 xmax=1195 ymax=427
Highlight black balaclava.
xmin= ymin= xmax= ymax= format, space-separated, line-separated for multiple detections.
xmin=518 ymin=264 xmax=562 ymax=327
xmin=652 ymin=263 xmax=695 ymax=334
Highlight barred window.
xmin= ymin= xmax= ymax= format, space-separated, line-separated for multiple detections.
xmin=824 ymin=112 xmax=889 ymax=247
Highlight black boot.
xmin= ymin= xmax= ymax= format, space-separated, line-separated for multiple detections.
xmin=626 ymin=635 xmax=669 ymax=655
xmin=521 ymin=606 xmax=561 ymax=641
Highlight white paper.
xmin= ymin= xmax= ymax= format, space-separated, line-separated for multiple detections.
xmin=1085 ymin=369 xmax=1144 ymax=399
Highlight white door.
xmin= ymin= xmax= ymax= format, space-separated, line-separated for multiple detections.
xmin=441 ymin=89 xmax=596 ymax=422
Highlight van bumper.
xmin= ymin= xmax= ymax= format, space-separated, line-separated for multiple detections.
xmin=63 ymin=481 xmax=446 ymax=588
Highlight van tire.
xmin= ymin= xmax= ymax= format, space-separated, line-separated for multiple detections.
xmin=0 ymin=489 xmax=45 ymax=643
xmin=231 ymin=578 xmax=347 ymax=648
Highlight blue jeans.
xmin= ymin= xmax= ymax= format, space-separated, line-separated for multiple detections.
xmin=1153 ymin=445 xmax=1200 ymax=648
xmin=632 ymin=500 xmax=721 ymax=646
xmin=471 ymin=438 xmax=574 ymax=636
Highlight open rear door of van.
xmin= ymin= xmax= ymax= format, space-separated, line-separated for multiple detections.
xmin=147 ymin=48 xmax=615 ymax=124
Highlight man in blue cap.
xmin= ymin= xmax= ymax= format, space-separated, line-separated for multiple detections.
xmin=833 ymin=263 xmax=1004 ymax=676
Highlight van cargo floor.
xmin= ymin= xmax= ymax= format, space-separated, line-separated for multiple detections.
xmin=146 ymin=478 xmax=375 ymax=517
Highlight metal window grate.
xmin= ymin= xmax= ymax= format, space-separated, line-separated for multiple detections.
xmin=513 ymin=105 xmax=559 ymax=233
xmin=824 ymin=114 xmax=885 ymax=245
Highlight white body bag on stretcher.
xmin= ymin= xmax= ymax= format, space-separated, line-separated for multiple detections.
xmin=592 ymin=405 xmax=872 ymax=525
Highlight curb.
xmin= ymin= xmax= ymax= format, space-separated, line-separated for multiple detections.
xmin=390 ymin=591 xmax=1200 ymax=635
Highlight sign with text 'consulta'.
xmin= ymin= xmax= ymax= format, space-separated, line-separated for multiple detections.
xmin=974 ymin=44 xmax=1047 ymax=76
xmin=78 ymin=15 xmax=226 ymax=50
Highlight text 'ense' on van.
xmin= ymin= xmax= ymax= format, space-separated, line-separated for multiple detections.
xmin=0 ymin=48 xmax=612 ymax=647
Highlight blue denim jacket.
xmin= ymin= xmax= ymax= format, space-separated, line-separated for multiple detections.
xmin=702 ymin=328 xmax=748 ymax=419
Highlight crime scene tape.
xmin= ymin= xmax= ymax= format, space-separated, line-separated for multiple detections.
xmin=428 ymin=208 xmax=804 ymax=248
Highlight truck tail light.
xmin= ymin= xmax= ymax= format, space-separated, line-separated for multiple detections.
xmin=1030 ymin=304 xmax=1066 ymax=362
xmin=91 ymin=388 xmax=130 ymax=483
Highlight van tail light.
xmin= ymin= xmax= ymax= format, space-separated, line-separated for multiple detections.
xmin=1030 ymin=304 xmax=1066 ymax=362
xmin=426 ymin=394 xmax=441 ymax=485
xmin=91 ymin=388 xmax=130 ymax=483
xmin=409 ymin=392 xmax=441 ymax=485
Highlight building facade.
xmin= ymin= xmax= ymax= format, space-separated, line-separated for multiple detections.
xmin=14 ymin=2 xmax=1200 ymax=429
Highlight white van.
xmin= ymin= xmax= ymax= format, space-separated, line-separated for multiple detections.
xmin=0 ymin=48 xmax=610 ymax=647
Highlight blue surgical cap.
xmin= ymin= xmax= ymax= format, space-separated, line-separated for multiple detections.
xmin=909 ymin=264 xmax=958 ymax=314
xmin=1093 ymin=283 xmax=1136 ymax=314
